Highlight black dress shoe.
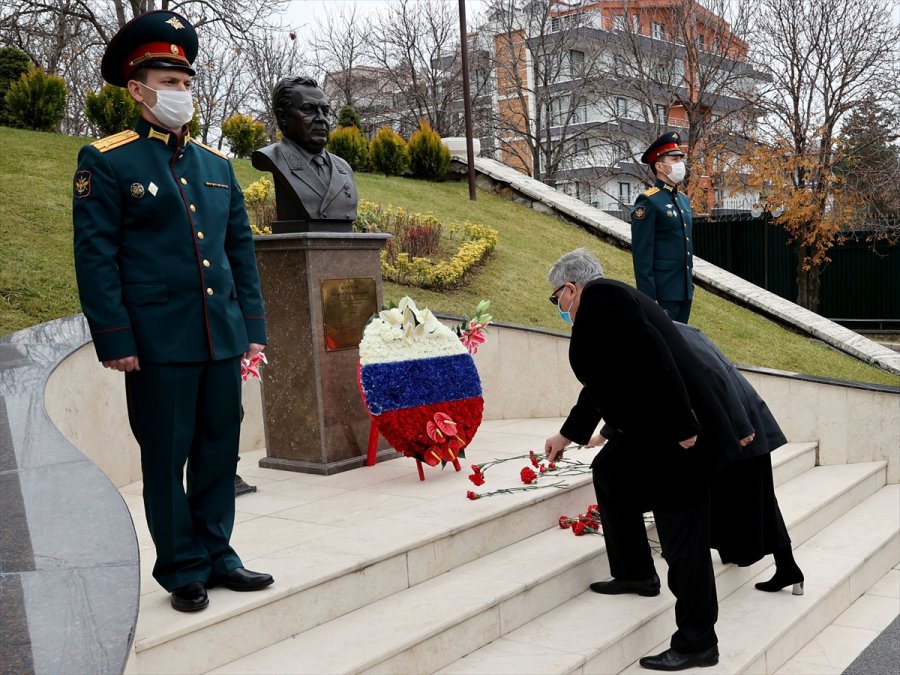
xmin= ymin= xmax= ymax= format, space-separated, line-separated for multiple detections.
xmin=640 ymin=646 xmax=719 ymax=671
xmin=170 ymin=581 xmax=208 ymax=612
xmin=755 ymin=566 xmax=804 ymax=595
xmin=209 ymin=567 xmax=274 ymax=591
xmin=590 ymin=574 xmax=661 ymax=597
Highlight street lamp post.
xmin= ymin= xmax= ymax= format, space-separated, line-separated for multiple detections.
xmin=458 ymin=0 xmax=477 ymax=200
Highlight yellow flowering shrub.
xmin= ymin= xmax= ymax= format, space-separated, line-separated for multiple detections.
xmin=244 ymin=178 xmax=275 ymax=234
xmin=356 ymin=200 xmax=498 ymax=289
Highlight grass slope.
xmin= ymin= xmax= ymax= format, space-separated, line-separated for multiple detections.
xmin=2 ymin=126 xmax=897 ymax=386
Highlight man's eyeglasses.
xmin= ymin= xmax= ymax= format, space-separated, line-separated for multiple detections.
xmin=549 ymin=283 xmax=568 ymax=305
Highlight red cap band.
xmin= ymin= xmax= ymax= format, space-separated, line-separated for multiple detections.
xmin=123 ymin=42 xmax=189 ymax=78
xmin=647 ymin=142 xmax=681 ymax=166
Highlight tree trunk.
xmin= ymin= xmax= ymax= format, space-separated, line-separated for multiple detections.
xmin=794 ymin=243 xmax=822 ymax=313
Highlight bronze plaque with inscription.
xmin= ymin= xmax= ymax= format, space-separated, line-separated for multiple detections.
xmin=321 ymin=278 xmax=378 ymax=351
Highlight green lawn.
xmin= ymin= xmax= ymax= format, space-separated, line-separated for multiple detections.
xmin=2 ymin=126 xmax=897 ymax=386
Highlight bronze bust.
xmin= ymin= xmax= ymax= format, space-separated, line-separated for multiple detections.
xmin=252 ymin=76 xmax=358 ymax=233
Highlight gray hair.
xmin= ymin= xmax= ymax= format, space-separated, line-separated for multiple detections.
xmin=548 ymin=248 xmax=605 ymax=287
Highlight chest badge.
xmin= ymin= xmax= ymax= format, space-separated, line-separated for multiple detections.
xmin=148 ymin=182 xmax=158 ymax=196
xmin=633 ymin=206 xmax=646 ymax=220
xmin=130 ymin=183 xmax=145 ymax=199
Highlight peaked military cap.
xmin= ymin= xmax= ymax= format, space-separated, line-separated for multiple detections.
xmin=641 ymin=131 xmax=686 ymax=165
xmin=101 ymin=10 xmax=198 ymax=87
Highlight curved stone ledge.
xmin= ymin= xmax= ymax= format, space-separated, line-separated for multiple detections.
xmin=455 ymin=155 xmax=900 ymax=377
xmin=0 ymin=315 xmax=138 ymax=675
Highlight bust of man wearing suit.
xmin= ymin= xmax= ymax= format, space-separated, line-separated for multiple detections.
xmin=252 ymin=76 xmax=358 ymax=232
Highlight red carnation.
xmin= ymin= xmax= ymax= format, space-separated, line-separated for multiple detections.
xmin=468 ymin=472 xmax=485 ymax=486
xmin=466 ymin=490 xmax=480 ymax=500
xmin=583 ymin=519 xmax=600 ymax=531
xmin=471 ymin=464 xmax=482 ymax=474
xmin=572 ymin=521 xmax=586 ymax=536
xmin=559 ymin=515 xmax=572 ymax=529
xmin=548 ymin=462 xmax=557 ymax=470
xmin=520 ymin=466 xmax=538 ymax=484
xmin=539 ymin=462 xmax=547 ymax=473
xmin=530 ymin=455 xmax=540 ymax=468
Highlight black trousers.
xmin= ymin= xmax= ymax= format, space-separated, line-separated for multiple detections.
xmin=659 ymin=299 xmax=692 ymax=324
xmin=593 ymin=440 xmax=718 ymax=653
xmin=125 ymin=358 xmax=243 ymax=591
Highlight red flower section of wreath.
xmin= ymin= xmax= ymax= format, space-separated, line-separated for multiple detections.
xmin=520 ymin=466 xmax=538 ymax=484
xmin=375 ymin=397 xmax=484 ymax=465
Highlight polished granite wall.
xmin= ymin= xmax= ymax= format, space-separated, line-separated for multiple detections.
xmin=0 ymin=315 xmax=139 ymax=674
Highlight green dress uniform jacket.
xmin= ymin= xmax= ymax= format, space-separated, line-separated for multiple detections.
xmin=73 ymin=117 xmax=266 ymax=363
xmin=630 ymin=179 xmax=694 ymax=305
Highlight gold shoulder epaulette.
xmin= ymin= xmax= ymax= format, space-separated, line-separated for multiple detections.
xmin=190 ymin=138 xmax=229 ymax=159
xmin=643 ymin=186 xmax=660 ymax=197
xmin=91 ymin=130 xmax=139 ymax=153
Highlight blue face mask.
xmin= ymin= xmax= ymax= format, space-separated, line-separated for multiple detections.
xmin=557 ymin=292 xmax=573 ymax=325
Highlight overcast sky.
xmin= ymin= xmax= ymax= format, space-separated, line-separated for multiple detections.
xmin=283 ymin=0 xmax=488 ymax=32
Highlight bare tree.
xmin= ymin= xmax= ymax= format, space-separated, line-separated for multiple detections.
xmin=310 ymin=3 xmax=369 ymax=110
xmin=365 ymin=0 xmax=467 ymax=137
xmin=484 ymin=0 xmax=618 ymax=185
xmin=734 ymin=0 xmax=899 ymax=311
xmin=192 ymin=39 xmax=249 ymax=147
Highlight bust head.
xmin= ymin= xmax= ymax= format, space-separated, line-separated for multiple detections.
xmin=272 ymin=76 xmax=332 ymax=154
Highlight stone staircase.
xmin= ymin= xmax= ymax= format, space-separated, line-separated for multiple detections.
xmin=122 ymin=428 xmax=899 ymax=675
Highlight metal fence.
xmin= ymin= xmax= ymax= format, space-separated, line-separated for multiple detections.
xmin=693 ymin=217 xmax=900 ymax=330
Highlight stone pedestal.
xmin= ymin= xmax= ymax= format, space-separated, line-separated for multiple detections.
xmin=254 ymin=232 xmax=392 ymax=474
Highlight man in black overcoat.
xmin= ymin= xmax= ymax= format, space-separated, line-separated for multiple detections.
xmin=584 ymin=323 xmax=803 ymax=601
xmin=545 ymin=248 xmax=740 ymax=670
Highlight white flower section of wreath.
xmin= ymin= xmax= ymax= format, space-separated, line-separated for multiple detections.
xmin=359 ymin=296 xmax=467 ymax=365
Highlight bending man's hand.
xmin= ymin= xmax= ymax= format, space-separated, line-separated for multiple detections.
xmin=102 ymin=355 xmax=140 ymax=372
xmin=544 ymin=433 xmax=571 ymax=463
xmin=585 ymin=432 xmax=607 ymax=449
xmin=739 ymin=432 xmax=756 ymax=447
xmin=678 ymin=434 xmax=697 ymax=449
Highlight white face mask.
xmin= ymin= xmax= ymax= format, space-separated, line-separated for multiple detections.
xmin=666 ymin=161 xmax=686 ymax=185
xmin=138 ymin=83 xmax=194 ymax=130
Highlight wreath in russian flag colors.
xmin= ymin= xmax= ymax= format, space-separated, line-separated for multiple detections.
xmin=358 ymin=297 xmax=486 ymax=467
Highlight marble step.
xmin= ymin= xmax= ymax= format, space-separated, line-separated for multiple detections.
xmin=209 ymin=460 xmax=882 ymax=675
xmin=434 ymin=461 xmax=888 ymax=675
xmin=128 ymin=447 xmax=601 ymax=675
xmin=620 ymin=484 xmax=900 ymax=675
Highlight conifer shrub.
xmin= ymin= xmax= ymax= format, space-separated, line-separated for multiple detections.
xmin=85 ymin=84 xmax=139 ymax=136
xmin=337 ymin=104 xmax=361 ymax=129
xmin=5 ymin=66 xmax=67 ymax=132
xmin=407 ymin=119 xmax=451 ymax=180
xmin=221 ymin=113 xmax=268 ymax=158
xmin=327 ymin=124 xmax=369 ymax=171
xmin=369 ymin=126 xmax=408 ymax=176
xmin=0 ymin=47 xmax=32 ymax=126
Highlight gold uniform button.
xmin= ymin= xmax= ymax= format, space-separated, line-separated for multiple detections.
xmin=180 ymin=177 xmax=188 ymax=185
xmin=207 ymin=288 xmax=214 ymax=296
xmin=202 ymin=259 xmax=211 ymax=268
xmin=190 ymin=204 xmax=197 ymax=212
xmin=197 ymin=231 xmax=204 ymax=239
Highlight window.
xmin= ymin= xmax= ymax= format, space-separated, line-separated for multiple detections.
xmin=697 ymin=34 xmax=706 ymax=50
xmin=711 ymin=112 xmax=722 ymax=123
xmin=613 ymin=14 xmax=626 ymax=31
xmin=632 ymin=15 xmax=640 ymax=33
xmin=714 ymin=189 xmax=723 ymax=205
xmin=616 ymin=97 xmax=628 ymax=118
xmin=568 ymin=49 xmax=585 ymax=79
xmin=618 ymin=182 xmax=632 ymax=203
xmin=655 ymin=104 xmax=667 ymax=121
xmin=652 ymin=22 xmax=665 ymax=40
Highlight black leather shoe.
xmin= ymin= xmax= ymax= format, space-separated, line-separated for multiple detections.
xmin=590 ymin=574 xmax=661 ymax=597
xmin=640 ymin=646 xmax=719 ymax=671
xmin=209 ymin=567 xmax=274 ymax=591
xmin=170 ymin=581 xmax=208 ymax=612
xmin=755 ymin=567 xmax=804 ymax=595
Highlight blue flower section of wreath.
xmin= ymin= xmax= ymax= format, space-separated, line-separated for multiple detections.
xmin=361 ymin=354 xmax=482 ymax=415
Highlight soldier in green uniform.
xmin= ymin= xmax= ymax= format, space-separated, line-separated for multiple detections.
xmin=631 ymin=132 xmax=695 ymax=323
xmin=72 ymin=10 xmax=273 ymax=612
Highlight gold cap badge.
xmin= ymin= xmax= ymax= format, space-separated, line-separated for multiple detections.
xmin=165 ymin=17 xmax=184 ymax=30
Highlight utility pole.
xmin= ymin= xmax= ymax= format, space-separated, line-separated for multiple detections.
xmin=458 ymin=0 xmax=477 ymax=200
